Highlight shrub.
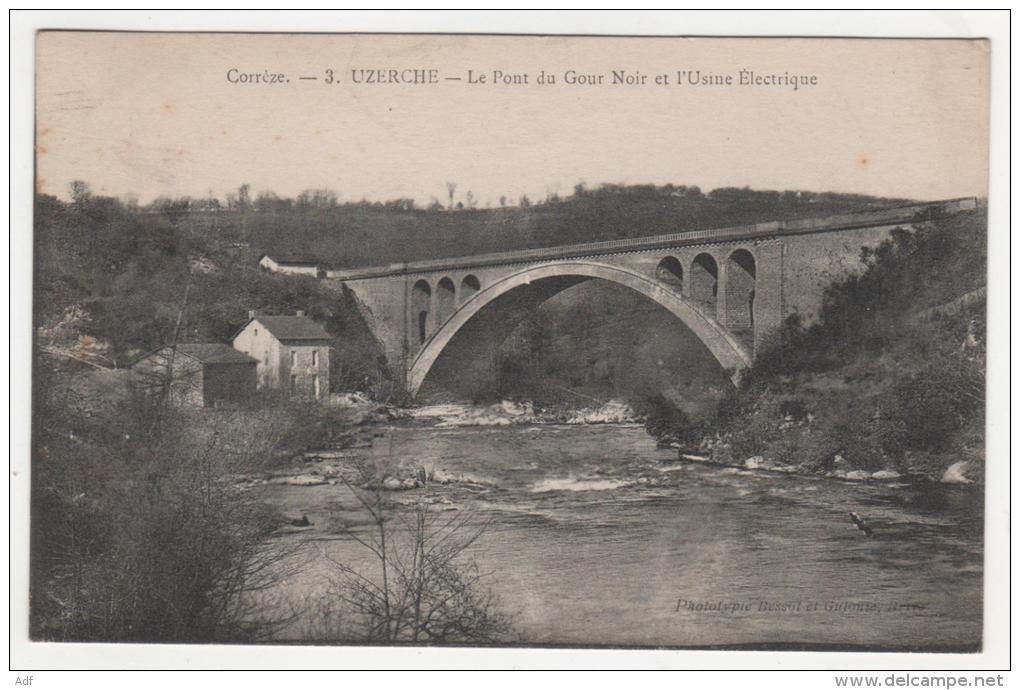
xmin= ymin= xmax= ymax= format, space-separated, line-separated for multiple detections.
xmin=639 ymin=394 xmax=701 ymax=448
xmin=830 ymin=418 xmax=887 ymax=471
xmin=31 ymin=369 xmax=310 ymax=643
xmin=878 ymin=364 xmax=981 ymax=455
xmin=778 ymin=398 xmax=809 ymax=421
xmin=715 ymin=386 xmax=748 ymax=425
xmin=727 ymin=414 xmax=774 ymax=460
xmin=322 ymin=473 xmax=515 ymax=644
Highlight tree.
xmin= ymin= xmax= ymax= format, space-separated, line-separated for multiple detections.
xmin=445 ymin=181 xmax=457 ymax=210
xmin=237 ymin=184 xmax=251 ymax=211
xmin=297 ymin=189 xmax=339 ymax=209
xmin=320 ymin=462 xmax=514 ymax=643
xmin=32 ymin=362 xmax=306 ymax=642
xmin=464 ymin=190 xmax=477 ymax=209
xmin=70 ymin=180 xmax=91 ymax=204
xmin=254 ymin=191 xmax=293 ymax=213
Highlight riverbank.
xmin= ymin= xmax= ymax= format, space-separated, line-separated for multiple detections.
xmin=666 ymin=448 xmax=972 ymax=486
xmin=253 ymin=408 xmax=972 ymax=500
xmin=285 ymin=388 xmax=979 ymax=491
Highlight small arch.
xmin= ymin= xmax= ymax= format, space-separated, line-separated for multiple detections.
xmin=689 ymin=253 xmax=719 ymax=313
xmin=411 ymin=279 xmax=431 ymax=346
xmin=726 ymin=249 xmax=756 ymax=330
xmin=436 ymin=277 xmax=456 ymax=325
xmin=460 ymin=274 xmax=481 ymax=302
xmin=656 ymin=256 xmax=684 ymax=290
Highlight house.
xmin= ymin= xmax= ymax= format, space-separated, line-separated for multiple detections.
xmin=232 ymin=311 xmax=331 ymax=400
xmin=132 ymin=343 xmax=257 ymax=407
xmin=257 ymin=254 xmax=322 ymax=277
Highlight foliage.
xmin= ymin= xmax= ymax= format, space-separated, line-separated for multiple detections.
xmin=34 ymin=193 xmax=390 ymax=396
xmin=321 ymin=466 xmax=514 ymax=644
xmin=44 ymin=184 xmax=911 ymax=272
xmin=749 ymin=209 xmax=987 ymax=381
xmin=711 ymin=208 xmax=987 ymax=474
xmin=876 ymin=363 xmax=983 ymax=455
xmin=639 ymin=393 xmax=702 ymax=448
xmin=30 ymin=362 xmax=311 ymax=642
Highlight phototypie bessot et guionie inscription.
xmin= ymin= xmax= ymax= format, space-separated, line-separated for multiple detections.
xmin=675 ymin=600 xmax=928 ymax=615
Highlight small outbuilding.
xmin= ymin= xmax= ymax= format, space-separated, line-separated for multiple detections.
xmin=232 ymin=311 xmax=331 ymax=400
xmin=132 ymin=343 xmax=258 ymax=407
xmin=258 ymin=254 xmax=322 ymax=277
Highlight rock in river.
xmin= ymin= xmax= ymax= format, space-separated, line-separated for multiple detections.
xmin=941 ymin=461 xmax=973 ymax=484
xmin=269 ymin=474 xmax=329 ymax=486
xmin=744 ymin=456 xmax=765 ymax=470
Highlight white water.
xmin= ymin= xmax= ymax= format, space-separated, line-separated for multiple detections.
xmin=410 ymin=399 xmax=639 ymax=427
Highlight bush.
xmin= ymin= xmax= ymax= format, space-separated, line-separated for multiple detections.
xmin=778 ymin=398 xmax=809 ymax=421
xmin=726 ymin=414 xmax=774 ymax=460
xmin=878 ymin=364 xmax=981 ymax=455
xmin=749 ymin=209 xmax=986 ymax=383
xmin=639 ymin=394 xmax=701 ymax=448
xmin=322 ymin=469 xmax=515 ymax=644
xmin=31 ymin=369 xmax=309 ymax=642
xmin=829 ymin=418 xmax=887 ymax=471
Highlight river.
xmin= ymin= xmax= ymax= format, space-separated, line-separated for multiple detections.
xmin=262 ymin=422 xmax=983 ymax=650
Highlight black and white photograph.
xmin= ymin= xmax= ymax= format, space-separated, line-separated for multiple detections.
xmin=10 ymin=10 xmax=1010 ymax=677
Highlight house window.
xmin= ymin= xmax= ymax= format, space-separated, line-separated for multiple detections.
xmin=313 ymin=375 xmax=320 ymax=398
xmin=290 ymin=375 xmax=297 ymax=394
xmin=254 ymin=328 xmax=258 ymax=336
xmin=312 ymin=350 xmax=318 ymax=367
xmin=290 ymin=350 xmax=297 ymax=367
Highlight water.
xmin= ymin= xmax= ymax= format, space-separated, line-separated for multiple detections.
xmin=264 ymin=423 xmax=983 ymax=650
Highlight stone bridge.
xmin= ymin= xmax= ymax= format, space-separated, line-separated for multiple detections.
xmin=326 ymin=198 xmax=976 ymax=396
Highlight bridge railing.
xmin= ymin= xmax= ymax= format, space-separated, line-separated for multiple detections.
xmin=326 ymin=197 xmax=978 ymax=281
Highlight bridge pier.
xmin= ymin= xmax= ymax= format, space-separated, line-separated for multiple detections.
xmin=716 ymin=258 xmax=729 ymax=328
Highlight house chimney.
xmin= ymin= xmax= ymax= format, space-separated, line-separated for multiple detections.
xmin=248 ymin=309 xmax=258 ymax=319
xmin=296 ymin=310 xmax=305 ymax=317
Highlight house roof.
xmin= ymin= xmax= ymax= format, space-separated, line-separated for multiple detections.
xmin=133 ymin=343 xmax=258 ymax=368
xmin=249 ymin=315 xmax=332 ymax=342
xmin=172 ymin=343 xmax=258 ymax=365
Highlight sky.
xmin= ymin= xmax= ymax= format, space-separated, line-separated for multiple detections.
xmin=35 ymin=33 xmax=990 ymax=206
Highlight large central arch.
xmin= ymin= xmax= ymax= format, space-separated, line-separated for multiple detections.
xmin=407 ymin=260 xmax=752 ymax=396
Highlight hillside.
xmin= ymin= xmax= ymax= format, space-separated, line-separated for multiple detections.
xmin=33 ymin=194 xmax=389 ymax=396
xmin=175 ymin=185 xmax=913 ymax=269
xmin=646 ymin=207 xmax=988 ymax=482
xmin=34 ymin=184 xmax=915 ymax=402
